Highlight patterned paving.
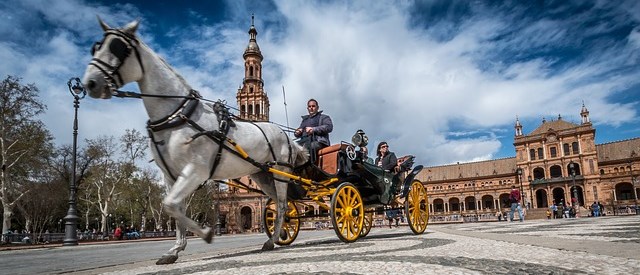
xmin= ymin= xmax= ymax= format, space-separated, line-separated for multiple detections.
xmin=101 ymin=215 xmax=640 ymax=274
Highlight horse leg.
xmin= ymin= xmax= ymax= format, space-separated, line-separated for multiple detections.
xmin=156 ymin=204 xmax=188 ymax=265
xmin=262 ymin=179 xmax=288 ymax=251
xmin=163 ymin=164 xmax=213 ymax=243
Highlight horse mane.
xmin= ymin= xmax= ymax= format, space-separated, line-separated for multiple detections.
xmin=138 ymin=40 xmax=193 ymax=91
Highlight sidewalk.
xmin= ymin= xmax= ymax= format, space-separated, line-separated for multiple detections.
xmin=0 ymin=236 xmax=176 ymax=252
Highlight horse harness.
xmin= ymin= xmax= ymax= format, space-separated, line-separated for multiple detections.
xmin=113 ymin=90 xmax=295 ymax=182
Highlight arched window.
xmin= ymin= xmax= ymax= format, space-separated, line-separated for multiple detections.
xmin=255 ymin=104 xmax=260 ymax=116
xmin=550 ymin=146 xmax=557 ymax=158
xmin=240 ymin=105 xmax=246 ymax=115
xmin=572 ymin=142 xmax=579 ymax=154
xmin=249 ymin=66 xmax=254 ymax=77
xmin=449 ymin=198 xmax=460 ymax=211
xmin=563 ymin=143 xmax=570 ymax=155
xmin=533 ymin=167 xmax=545 ymax=179
xmin=549 ymin=165 xmax=562 ymax=178
xmin=530 ymin=149 xmax=536 ymax=160
xmin=600 ymin=169 xmax=605 ymax=175
xmin=248 ymin=104 xmax=253 ymax=115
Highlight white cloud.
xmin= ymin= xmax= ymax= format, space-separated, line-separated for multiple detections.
xmin=0 ymin=0 xmax=638 ymax=167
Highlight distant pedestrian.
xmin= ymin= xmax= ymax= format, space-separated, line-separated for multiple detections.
xmin=386 ymin=209 xmax=394 ymax=229
xmin=509 ymin=185 xmax=524 ymax=222
xmin=546 ymin=209 xmax=551 ymax=219
xmin=552 ymin=204 xmax=558 ymax=219
xmin=592 ymin=202 xmax=600 ymax=217
xmin=114 ymin=226 xmax=122 ymax=240
xmin=598 ymin=202 xmax=604 ymax=216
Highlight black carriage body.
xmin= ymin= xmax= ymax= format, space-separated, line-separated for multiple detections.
xmin=292 ymin=142 xmax=411 ymax=206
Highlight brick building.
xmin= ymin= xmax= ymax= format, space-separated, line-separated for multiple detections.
xmin=418 ymin=107 xmax=640 ymax=221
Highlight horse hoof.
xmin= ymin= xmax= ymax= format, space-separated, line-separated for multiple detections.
xmin=261 ymin=240 xmax=274 ymax=251
xmin=279 ymin=230 xmax=288 ymax=241
xmin=203 ymin=228 xmax=213 ymax=244
xmin=156 ymin=255 xmax=178 ymax=265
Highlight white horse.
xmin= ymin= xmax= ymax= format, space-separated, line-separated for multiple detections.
xmin=81 ymin=18 xmax=308 ymax=264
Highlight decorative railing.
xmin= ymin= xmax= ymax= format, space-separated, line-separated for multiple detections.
xmin=530 ymin=175 xmax=584 ymax=185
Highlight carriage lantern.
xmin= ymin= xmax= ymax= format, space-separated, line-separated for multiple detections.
xmin=351 ymin=129 xmax=368 ymax=147
xmin=63 ymin=77 xmax=86 ymax=246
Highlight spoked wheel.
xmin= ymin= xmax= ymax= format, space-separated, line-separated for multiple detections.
xmin=263 ymin=198 xmax=300 ymax=245
xmin=359 ymin=210 xmax=374 ymax=238
xmin=405 ymin=180 xmax=429 ymax=234
xmin=330 ymin=182 xmax=364 ymax=242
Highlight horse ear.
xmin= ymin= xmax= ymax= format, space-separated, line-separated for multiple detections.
xmin=123 ymin=19 xmax=140 ymax=34
xmin=97 ymin=15 xmax=110 ymax=31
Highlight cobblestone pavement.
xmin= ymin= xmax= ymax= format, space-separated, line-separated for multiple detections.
xmin=103 ymin=215 xmax=640 ymax=274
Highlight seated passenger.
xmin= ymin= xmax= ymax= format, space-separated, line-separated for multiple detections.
xmin=374 ymin=141 xmax=398 ymax=204
xmin=294 ymin=98 xmax=333 ymax=162
xmin=375 ymin=141 xmax=397 ymax=172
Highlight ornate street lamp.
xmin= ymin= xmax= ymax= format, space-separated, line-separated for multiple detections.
xmin=569 ymin=161 xmax=578 ymax=208
xmin=63 ymin=77 xmax=85 ymax=246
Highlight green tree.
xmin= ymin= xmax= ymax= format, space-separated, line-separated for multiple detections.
xmin=0 ymin=75 xmax=52 ymax=241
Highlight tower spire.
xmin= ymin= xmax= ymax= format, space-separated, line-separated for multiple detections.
xmin=515 ymin=116 xmax=523 ymax=136
xmin=236 ymin=15 xmax=269 ymax=121
xmin=581 ymin=101 xmax=590 ymax=124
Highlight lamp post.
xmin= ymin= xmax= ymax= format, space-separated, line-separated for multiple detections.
xmin=107 ymin=214 xmax=112 ymax=234
xmin=472 ymin=180 xmax=478 ymax=221
xmin=528 ymin=175 xmax=533 ymax=208
xmin=569 ymin=161 xmax=578 ymax=208
xmin=259 ymin=195 xmax=264 ymax=233
xmin=63 ymin=77 xmax=85 ymax=246
xmin=214 ymin=181 xmax=222 ymax=236
xmin=516 ymin=168 xmax=525 ymax=208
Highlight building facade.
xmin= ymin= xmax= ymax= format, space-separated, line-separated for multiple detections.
xmin=418 ymin=106 xmax=640 ymax=221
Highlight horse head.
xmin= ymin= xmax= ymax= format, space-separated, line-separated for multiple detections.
xmin=82 ymin=17 xmax=144 ymax=99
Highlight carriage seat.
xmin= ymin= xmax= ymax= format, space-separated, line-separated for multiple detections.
xmin=316 ymin=143 xmax=349 ymax=175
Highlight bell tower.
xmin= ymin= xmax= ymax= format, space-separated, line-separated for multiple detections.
xmin=236 ymin=14 xmax=270 ymax=121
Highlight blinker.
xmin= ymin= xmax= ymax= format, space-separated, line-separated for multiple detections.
xmin=109 ymin=38 xmax=130 ymax=61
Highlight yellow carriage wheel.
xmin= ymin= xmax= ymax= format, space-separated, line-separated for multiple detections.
xmin=405 ymin=180 xmax=429 ymax=234
xmin=359 ymin=210 xmax=374 ymax=238
xmin=262 ymin=198 xmax=300 ymax=245
xmin=330 ymin=182 xmax=364 ymax=242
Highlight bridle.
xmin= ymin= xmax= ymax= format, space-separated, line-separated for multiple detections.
xmin=89 ymin=29 xmax=145 ymax=95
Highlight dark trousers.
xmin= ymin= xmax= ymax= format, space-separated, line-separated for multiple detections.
xmin=298 ymin=136 xmax=327 ymax=163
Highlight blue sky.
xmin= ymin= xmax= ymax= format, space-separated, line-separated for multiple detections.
xmin=1 ymin=0 xmax=639 ymax=167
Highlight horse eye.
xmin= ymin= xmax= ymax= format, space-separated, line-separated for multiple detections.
xmin=91 ymin=42 xmax=102 ymax=55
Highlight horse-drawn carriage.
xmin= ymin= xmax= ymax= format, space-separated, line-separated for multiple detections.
xmin=248 ymin=130 xmax=429 ymax=245
xmin=81 ymin=18 xmax=429 ymax=264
